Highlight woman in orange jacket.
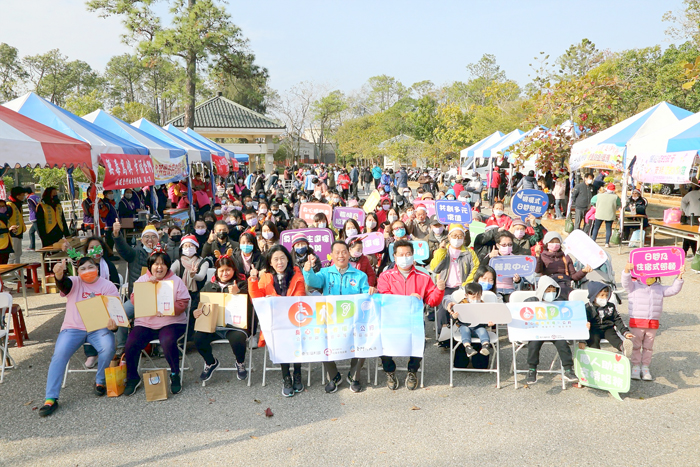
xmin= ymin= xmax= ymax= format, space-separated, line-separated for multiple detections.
xmin=248 ymin=244 xmax=305 ymax=397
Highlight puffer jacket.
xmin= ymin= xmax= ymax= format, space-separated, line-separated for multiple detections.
xmin=621 ymin=271 xmax=683 ymax=329
xmin=429 ymin=246 xmax=480 ymax=286
xmin=535 ymin=250 xmax=587 ymax=299
xmin=585 ymin=281 xmax=629 ymax=334
xmin=114 ymin=234 xmax=149 ymax=295
xmin=377 ymin=266 xmax=444 ymax=307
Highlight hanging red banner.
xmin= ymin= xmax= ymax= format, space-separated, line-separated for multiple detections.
xmin=231 ymin=159 xmax=239 ymax=172
xmin=212 ymin=154 xmax=229 ymax=176
xmin=101 ymin=154 xmax=155 ymax=190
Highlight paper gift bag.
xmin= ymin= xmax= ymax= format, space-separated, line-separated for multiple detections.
xmin=194 ymin=303 xmax=219 ymax=333
xmin=143 ymin=369 xmax=169 ymax=401
xmin=105 ymin=357 xmax=126 ymax=397
xmin=663 ymin=208 xmax=682 ymax=224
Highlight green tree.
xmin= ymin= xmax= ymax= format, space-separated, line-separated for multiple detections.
xmin=0 ymin=43 xmax=27 ymax=101
xmin=310 ymin=90 xmax=347 ymax=159
xmin=104 ymin=53 xmax=145 ymax=105
xmin=111 ymin=101 xmax=158 ymax=123
xmin=364 ymin=75 xmax=408 ymax=112
xmin=556 ymin=39 xmax=604 ymax=79
xmin=65 ymin=89 xmax=105 ymax=116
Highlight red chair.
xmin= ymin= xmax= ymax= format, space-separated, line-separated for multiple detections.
xmin=15 ymin=263 xmax=41 ymax=294
xmin=4 ymin=304 xmax=29 ymax=348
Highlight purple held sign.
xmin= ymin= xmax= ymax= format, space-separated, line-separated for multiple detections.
xmin=489 ymin=255 xmax=537 ymax=278
xmin=512 ymin=189 xmax=549 ymax=220
xmin=280 ymin=228 xmax=334 ymax=267
xmin=346 ymin=231 xmax=385 ymax=254
xmin=435 ymin=200 xmax=473 ymax=225
xmin=332 ymin=207 xmax=365 ymax=229
xmin=629 ymin=246 xmax=684 ymax=278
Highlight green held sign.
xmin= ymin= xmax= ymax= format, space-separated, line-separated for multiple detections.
xmin=574 ymin=347 xmax=631 ymax=401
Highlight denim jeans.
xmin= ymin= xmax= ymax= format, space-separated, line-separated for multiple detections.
xmin=45 ymin=328 xmax=115 ymax=400
xmin=554 ymin=199 xmax=564 ymax=218
xmin=28 ymin=222 xmax=38 ymax=250
xmin=459 ymin=325 xmax=490 ymax=345
xmin=116 ymin=299 xmax=134 ymax=349
xmin=590 ymin=219 xmax=613 ymax=244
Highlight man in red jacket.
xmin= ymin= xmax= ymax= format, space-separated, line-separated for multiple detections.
xmin=377 ymin=240 xmax=446 ymax=390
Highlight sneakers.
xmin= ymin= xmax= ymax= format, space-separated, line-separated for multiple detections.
xmin=236 ymin=362 xmax=248 ymax=381
xmin=526 ymin=369 xmax=537 ymax=384
xmin=386 ymin=371 xmax=399 ymax=390
xmin=293 ymin=371 xmax=304 ymax=393
xmin=85 ymin=356 xmax=98 ymax=369
xmin=124 ymin=378 xmax=142 ymax=396
xmin=631 ymin=365 xmax=641 ymax=380
xmin=325 ymin=372 xmax=341 ymax=394
xmin=346 ymin=372 xmax=354 ymax=386
xmin=604 ymin=243 xmax=610 ymax=248
xmin=480 ymin=342 xmax=492 ymax=356
xmin=200 ymin=359 xmax=220 ymax=382
xmin=405 ymin=371 xmax=418 ymax=391
xmin=563 ymin=369 xmax=579 ymax=383
xmin=94 ymin=383 xmax=106 ymax=397
xmin=282 ymin=375 xmax=294 ymax=397
xmin=641 ymin=366 xmax=653 ymax=381
xmin=622 ymin=339 xmax=634 ymax=359
xmin=464 ymin=344 xmax=477 ymax=357
xmin=170 ymin=372 xmax=182 ymax=394
xmin=38 ymin=400 xmax=58 ymax=417
xmin=350 ymin=379 xmax=362 ymax=393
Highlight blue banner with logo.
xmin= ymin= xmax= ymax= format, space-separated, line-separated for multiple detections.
xmin=511 ymin=189 xmax=549 ymax=220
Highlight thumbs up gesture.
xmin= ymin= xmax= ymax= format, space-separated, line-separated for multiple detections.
xmin=208 ymin=230 xmax=216 ymax=244
xmin=54 ymin=259 xmax=67 ymax=280
xmin=436 ymin=277 xmax=446 ymax=291
xmin=249 ymin=265 xmax=259 ymax=279
xmin=112 ymin=220 xmax=121 ymax=236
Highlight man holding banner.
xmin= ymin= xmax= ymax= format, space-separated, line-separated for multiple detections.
xmin=302 ymin=241 xmax=371 ymax=394
xmin=378 ymin=240 xmax=446 ymax=390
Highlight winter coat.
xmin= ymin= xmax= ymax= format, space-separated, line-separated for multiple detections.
xmin=302 ymin=264 xmax=369 ymax=296
xmin=349 ymin=255 xmax=377 ymax=287
xmin=377 ymin=266 xmax=444 ymax=307
xmin=429 ymin=246 xmax=480 ymax=286
xmin=517 ymin=176 xmax=538 ymax=191
xmin=585 ymin=281 xmax=629 ymax=334
xmin=571 ymin=182 xmax=595 ymax=209
xmin=591 ymin=192 xmax=621 ymax=221
xmin=621 ymin=271 xmax=683 ymax=329
xmin=201 ymin=274 xmax=255 ymax=336
xmin=395 ymin=170 xmax=408 ymax=188
xmin=484 ymin=214 xmax=513 ymax=230
xmin=248 ymin=266 xmax=306 ymax=298
xmin=535 ymin=250 xmax=587 ymax=299
xmin=114 ymin=234 xmax=150 ymax=295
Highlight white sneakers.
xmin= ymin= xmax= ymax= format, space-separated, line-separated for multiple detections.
xmin=631 ymin=366 xmax=641 ymax=380
xmin=641 ymin=366 xmax=653 ymax=381
xmin=631 ymin=365 xmax=653 ymax=381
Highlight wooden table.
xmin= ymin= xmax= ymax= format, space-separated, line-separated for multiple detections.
xmin=618 ymin=214 xmax=647 ymax=254
xmin=650 ymin=221 xmax=700 ymax=250
xmin=37 ymin=238 xmax=87 ymax=294
xmin=0 ymin=263 xmax=29 ymax=314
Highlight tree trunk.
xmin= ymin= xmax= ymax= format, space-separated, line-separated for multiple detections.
xmin=184 ymin=0 xmax=197 ymax=129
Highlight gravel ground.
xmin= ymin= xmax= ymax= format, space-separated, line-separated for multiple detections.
xmin=2 ymin=201 xmax=700 ymax=466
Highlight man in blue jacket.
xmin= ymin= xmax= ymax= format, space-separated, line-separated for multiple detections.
xmin=303 ymin=241 xmax=373 ymax=393
xmin=372 ymin=164 xmax=383 ymax=189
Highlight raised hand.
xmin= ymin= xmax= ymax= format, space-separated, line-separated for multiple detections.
xmin=112 ymin=220 xmax=121 ymax=237
xmin=436 ymin=277 xmax=446 ymax=291
xmin=53 ymin=259 xmax=67 ymax=280
xmin=228 ymin=283 xmax=240 ymax=294
xmin=249 ymin=266 xmax=258 ymax=279
xmin=489 ymin=246 xmax=499 ymax=258
xmin=208 ymin=230 xmax=216 ymax=244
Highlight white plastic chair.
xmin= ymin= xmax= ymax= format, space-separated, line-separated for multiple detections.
xmin=508 ymin=290 xmax=566 ymax=389
xmin=0 ymin=293 xmax=15 ymax=383
xmin=568 ymin=289 xmax=589 ymax=302
xmin=261 ymin=345 xmax=314 ymax=388
xmin=202 ymin=331 xmax=255 ymax=387
xmin=118 ymin=273 xmax=128 ymax=302
xmin=449 ymin=321 xmax=501 ymax=388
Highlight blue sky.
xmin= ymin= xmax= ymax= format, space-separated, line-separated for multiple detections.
xmin=0 ymin=0 xmax=687 ymax=94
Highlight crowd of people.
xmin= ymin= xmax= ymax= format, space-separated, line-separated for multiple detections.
xmin=0 ymin=162 xmax=684 ymax=418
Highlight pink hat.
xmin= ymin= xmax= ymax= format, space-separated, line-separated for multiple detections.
xmin=180 ymin=234 xmax=199 ymax=248
xmin=291 ymin=232 xmax=309 ymax=246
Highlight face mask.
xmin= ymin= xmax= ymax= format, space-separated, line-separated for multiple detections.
xmin=143 ymin=245 xmax=154 ymax=254
xmin=295 ymin=246 xmax=308 ymax=256
xmin=366 ymin=221 xmax=377 ymax=229
xmin=170 ymin=234 xmax=182 ymax=243
xmin=272 ymin=210 xmax=279 ymax=215
xmin=350 ymin=251 xmax=362 ymax=259
xmin=228 ymin=219 xmax=238 ymax=226
xmin=547 ymin=243 xmax=561 ymax=252
xmin=457 ymin=196 xmax=467 ymax=202
xmin=317 ymin=222 xmax=327 ymax=229
xmin=585 ymin=179 xmax=592 ymax=185
xmin=195 ymin=228 xmax=207 ymax=236
xmin=182 ymin=247 xmax=196 ymax=257
xmin=432 ymin=226 xmax=444 ymax=235
xmin=106 ymin=194 xmax=114 ymax=200
xmin=543 ymin=292 xmax=557 ymax=302
xmin=248 ymin=217 xmax=258 ymax=226
xmin=498 ymin=245 xmax=512 ymax=255
xmin=393 ymin=228 xmax=406 ymax=238
xmin=299 ymin=198 xmax=307 ymax=203
xmin=262 ymin=231 xmax=274 ymax=240
xmin=240 ymin=244 xmax=253 ymax=254
xmin=332 ymin=198 xmax=340 ymax=204
xmin=124 ymin=193 xmax=132 ymax=199
xmin=595 ymin=297 xmax=608 ymax=307
xmin=246 ymin=202 xmax=253 ymax=207
xmin=513 ymin=229 xmax=526 ymax=239
xmin=406 ymin=210 xmax=414 ymax=217
xmin=382 ymin=205 xmax=390 ymax=211
xmin=478 ymin=281 xmax=493 ymax=291
xmin=446 ymin=196 xmax=455 ymax=201
xmin=259 ymin=208 xmax=268 ymax=214
xmin=238 ymin=179 xmax=243 ymax=184
xmin=449 ymin=238 xmax=464 ymax=248
xmin=214 ymin=209 xmax=222 ymax=215
xmin=467 ymin=297 xmax=479 ymax=303
xmin=388 ymin=215 xmax=398 ymax=223
xmin=493 ymin=209 xmax=504 ymax=217
xmin=346 ymin=228 xmax=358 ymax=237
xmin=396 ymin=255 xmax=414 ymax=269
xmin=205 ymin=221 xmax=215 ymax=230
xmin=79 ymin=269 xmax=99 ymax=283
xmin=216 ymin=232 xmax=228 ymax=240
xmin=233 ymin=206 xmax=242 ymax=211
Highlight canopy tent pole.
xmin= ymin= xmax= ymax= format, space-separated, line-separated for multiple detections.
xmin=619 ymin=151 xmax=629 ymax=255
xmin=66 ymin=168 xmax=78 ymax=233
xmin=566 ymin=170 xmax=574 ymax=218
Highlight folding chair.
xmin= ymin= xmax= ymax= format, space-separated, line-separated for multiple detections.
xmin=201 ymin=331 xmax=255 ymax=387
xmin=320 ymin=357 xmax=372 ymax=385
xmin=118 ymin=273 xmax=128 ymax=303
xmin=508 ymin=290 xmax=566 ymax=389
xmin=138 ymin=301 xmax=192 ymax=383
xmin=61 ymin=344 xmax=98 ymax=388
xmin=0 ymin=293 xmax=15 ymax=382
xmin=449 ymin=322 xmax=501 ymax=388
xmin=261 ymin=345 xmax=314 ymax=388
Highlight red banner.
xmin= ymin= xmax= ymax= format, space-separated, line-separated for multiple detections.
xmin=212 ymin=154 xmax=229 ymax=176
xmin=231 ymin=159 xmax=239 ymax=172
xmin=101 ymin=154 xmax=155 ymax=190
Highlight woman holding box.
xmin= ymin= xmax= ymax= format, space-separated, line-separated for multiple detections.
xmin=39 ymin=257 xmax=119 ymax=417
xmin=123 ymin=246 xmax=191 ymax=397
xmin=248 ymin=245 xmax=306 ymax=397
xmin=193 ymin=250 xmax=254 ymax=383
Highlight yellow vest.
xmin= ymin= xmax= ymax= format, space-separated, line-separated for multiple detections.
xmin=7 ymin=200 xmax=26 ymax=235
xmin=0 ymin=219 xmax=9 ymax=250
xmin=40 ymin=202 xmax=64 ymax=233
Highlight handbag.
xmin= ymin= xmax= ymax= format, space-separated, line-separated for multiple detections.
xmin=610 ymin=225 xmax=621 ymax=245
xmin=143 ymin=369 xmax=169 ymax=402
xmin=194 ymin=303 xmax=219 ymax=333
xmin=565 ymin=216 xmax=574 ymax=233
xmin=105 ymin=355 xmax=126 ymax=397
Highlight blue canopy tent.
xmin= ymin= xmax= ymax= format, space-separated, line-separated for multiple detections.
xmin=459 ymin=131 xmax=504 ymax=174
xmin=163 ymin=124 xmax=220 ymax=195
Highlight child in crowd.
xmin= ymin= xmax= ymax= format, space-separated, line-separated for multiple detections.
xmin=621 ymin=263 xmax=684 ymax=381
xmin=583 ymin=281 xmax=634 ymax=359
xmin=448 ymin=282 xmax=494 ymax=357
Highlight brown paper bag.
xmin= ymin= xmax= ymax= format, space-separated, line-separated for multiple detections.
xmin=143 ymin=369 xmax=169 ymax=401
xmin=194 ymin=303 xmax=219 ymax=333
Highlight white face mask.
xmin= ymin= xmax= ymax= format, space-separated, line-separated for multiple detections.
xmin=396 ymin=255 xmax=414 ymax=269
xmin=449 ymin=238 xmax=464 ymax=248
xmin=387 ymin=215 xmax=398 ymax=223
xmin=259 ymin=208 xmax=268 ymax=214
xmin=346 ymin=228 xmax=358 ymax=237
xmin=366 ymin=220 xmax=377 ymax=229
xmin=182 ymin=247 xmax=196 ymax=257
xmin=317 ymin=222 xmax=326 ymax=229
xmin=262 ymin=231 xmax=274 ymax=240
xmin=493 ymin=209 xmax=504 ymax=217
xmin=543 ymin=292 xmax=556 ymax=302
xmin=595 ymin=297 xmax=608 ymax=307
xmin=432 ymin=226 xmax=444 ymax=235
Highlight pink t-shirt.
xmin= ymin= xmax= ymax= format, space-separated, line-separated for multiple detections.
xmin=446 ymin=247 xmax=462 ymax=288
xmin=133 ymin=270 xmax=191 ymax=330
xmin=61 ymin=277 xmax=120 ymax=332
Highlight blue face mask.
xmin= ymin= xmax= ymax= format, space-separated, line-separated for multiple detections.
xmin=478 ymin=281 xmax=493 ymax=291
xmin=240 ymin=244 xmax=253 ymax=254
xmin=295 ymin=246 xmax=308 ymax=256
xmin=393 ymin=228 xmax=406 ymax=238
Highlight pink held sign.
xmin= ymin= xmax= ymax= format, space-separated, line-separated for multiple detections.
xmin=629 ymin=247 xmax=684 ymax=278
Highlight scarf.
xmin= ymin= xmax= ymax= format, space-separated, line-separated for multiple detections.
xmin=180 ymin=255 xmax=199 ymax=292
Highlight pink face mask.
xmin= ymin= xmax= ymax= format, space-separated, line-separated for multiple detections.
xmin=547 ymin=243 xmax=561 ymax=252
xmin=513 ymin=229 xmax=526 ymax=239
